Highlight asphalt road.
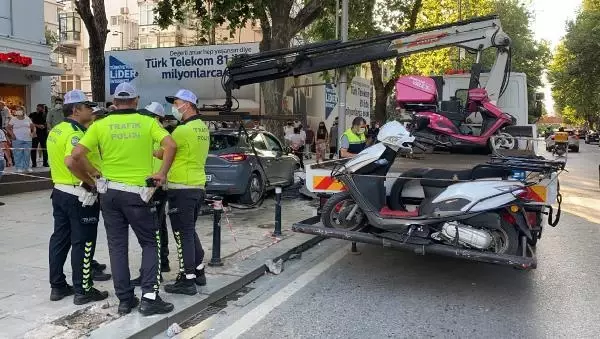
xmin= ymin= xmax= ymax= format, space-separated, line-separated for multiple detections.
xmin=183 ymin=142 xmax=600 ymax=339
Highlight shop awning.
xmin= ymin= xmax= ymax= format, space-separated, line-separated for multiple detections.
xmin=0 ymin=63 xmax=64 ymax=77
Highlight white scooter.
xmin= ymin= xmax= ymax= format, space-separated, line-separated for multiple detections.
xmin=293 ymin=121 xmax=564 ymax=269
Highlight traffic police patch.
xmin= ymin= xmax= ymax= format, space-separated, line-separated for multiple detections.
xmin=71 ymin=136 xmax=80 ymax=146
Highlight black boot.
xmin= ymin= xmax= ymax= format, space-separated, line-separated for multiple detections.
xmin=92 ymin=268 xmax=112 ymax=281
xmin=139 ymin=295 xmax=174 ymax=316
xmin=50 ymin=284 xmax=74 ymax=301
xmin=195 ymin=268 xmax=206 ymax=286
xmin=164 ymin=274 xmax=197 ymax=295
xmin=91 ymin=260 xmax=107 ymax=271
xmin=118 ymin=297 xmax=140 ymax=315
xmin=73 ymin=287 xmax=109 ymax=305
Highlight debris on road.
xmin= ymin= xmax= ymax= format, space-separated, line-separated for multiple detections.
xmin=265 ymin=258 xmax=284 ymax=274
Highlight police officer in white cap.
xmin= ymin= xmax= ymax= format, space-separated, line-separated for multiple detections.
xmin=163 ymin=89 xmax=209 ymax=296
xmin=71 ymin=82 xmax=177 ymax=316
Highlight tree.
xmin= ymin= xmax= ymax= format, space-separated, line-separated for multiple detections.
xmin=73 ymin=0 xmax=108 ymax=102
xmin=548 ymin=3 xmax=600 ymax=128
xmin=155 ymin=0 xmax=328 ymax=117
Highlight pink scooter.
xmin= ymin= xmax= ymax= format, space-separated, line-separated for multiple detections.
xmin=396 ymin=76 xmax=517 ymax=152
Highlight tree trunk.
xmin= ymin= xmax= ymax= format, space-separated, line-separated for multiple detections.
xmin=89 ymin=46 xmax=105 ymax=102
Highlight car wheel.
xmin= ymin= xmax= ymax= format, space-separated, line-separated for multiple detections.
xmin=239 ymin=172 xmax=264 ymax=205
xmin=572 ymin=147 xmax=579 ymax=153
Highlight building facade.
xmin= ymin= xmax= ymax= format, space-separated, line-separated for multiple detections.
xmin=0 ymin=0 xmax=63 ymax=112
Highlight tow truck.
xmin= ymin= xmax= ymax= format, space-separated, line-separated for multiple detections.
xmin=209 ymin=15 xmax=561 ymax=268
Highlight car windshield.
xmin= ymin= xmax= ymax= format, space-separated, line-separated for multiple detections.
xmin=210 ymin=134 xmax=240 ymax=151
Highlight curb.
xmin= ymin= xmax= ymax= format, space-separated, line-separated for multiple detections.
xmin=90 ymin=233 xmax=325 ymax=339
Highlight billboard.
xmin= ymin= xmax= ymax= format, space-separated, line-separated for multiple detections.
xmin=105 ymin=42 xmax=260 ymax=109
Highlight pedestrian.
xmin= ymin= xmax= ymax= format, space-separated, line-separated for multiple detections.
xmin=46 ymin=89 xmax=110 ymax=305
xmin=0 ymin=128 xmax=12 ymax=206
xmin=131 ymin=102 xmax=171 ymax=286
xmin=70 ymin=82 xmax=177 ymax=316
xmin=339 ymin=117 xmax=367 ymax=158
xmin=47 ymin=98 xmax=64 ymax=129
xmin=163 ymin=89 xmax=209 ymax=296
xmin=6 ymin=108 xmax=35 ymax=173
xmin=0 ymin=101 xmax=9 ymax=129
xmin=315 ymin=121 xmax=328 ymax=164
xmin=304 ymin=124 xmax=314 ymax=160
xmin=329 ymin=117 xmax=339 ymax=160
xmin=287 ymin=126 xmax=306 ymax=169
xmin=30 ymin=104 xmax=49 ymax=168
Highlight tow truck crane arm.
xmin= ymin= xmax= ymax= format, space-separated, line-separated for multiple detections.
xmin=219 ymin=15 xmax=511 ymax=112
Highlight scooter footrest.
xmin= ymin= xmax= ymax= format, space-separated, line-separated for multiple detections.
xmin=377 ymin=232 xmax=431 ymax=245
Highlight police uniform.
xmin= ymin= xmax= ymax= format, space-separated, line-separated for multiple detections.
xmin=340 ymin=128 xmax=367 ymax=156
xmin=47 ymin=90 xmax=108 ymax=304
xmin=164 ymin=90 xmax=209 ymax=296
xmin=77 ymin=83 xmax=174 ymax=316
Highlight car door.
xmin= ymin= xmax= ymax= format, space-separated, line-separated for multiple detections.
xmin=262 ymin=132 xmax=294 ymax=186
xmin=250 ymin=133 xmax=277 ymax=183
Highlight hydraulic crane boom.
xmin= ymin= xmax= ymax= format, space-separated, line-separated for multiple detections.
xmin=219 ymin=15 xmax=511 ymax=112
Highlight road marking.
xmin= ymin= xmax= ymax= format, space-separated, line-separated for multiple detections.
xmin=211 ymin=247 xmax=348 ymax=339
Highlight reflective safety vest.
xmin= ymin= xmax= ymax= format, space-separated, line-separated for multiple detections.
xmin=342 ymin=128 xmax=366 ymax=155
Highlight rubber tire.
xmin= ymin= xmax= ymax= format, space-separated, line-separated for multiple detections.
xmin=496 ymin=218 xmax=520 ymax=255
xmin=571 ymin=147 xmax=579 ymax=153
xmin=239 ymin=172 xmax=264 ymax=205
xmin=320 ymin=191 xmax=364 ymax=231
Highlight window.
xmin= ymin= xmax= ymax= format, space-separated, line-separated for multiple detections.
xmin=60 ymin=75 xmax=81 ymax=93
xmin=82 ymin=49 xmax=89 ymax=64
xmin=110 ymin=16 xmax=118 ymax=26
xmin=251 ymin=134 xmax=267 ymax=150
xmin=303 ymin=77 xmax=312 ymax=98
xmin=210 ymin=135 xmax=240 ymax=151
xmin=263 ymin=134 xmax=283 ymax=152
xmin=0 ymin=0 xmax=11 ymax=36
xmin=139 ymin=2 xmax=156 ymax=26
xmin=59 ymin=12 xmax=81 ymax=41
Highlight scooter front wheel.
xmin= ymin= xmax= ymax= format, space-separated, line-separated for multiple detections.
xmin=321 ymin=192 xmax=366 ymax=231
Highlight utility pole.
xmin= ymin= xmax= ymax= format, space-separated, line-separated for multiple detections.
xmin=337 ymin=0 xmax=349 ymax=151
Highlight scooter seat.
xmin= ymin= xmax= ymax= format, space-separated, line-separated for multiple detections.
xmin=380 ymin=206 xmax=419 ymax=217
xmin=420 ymin=167 xmax=511 ymax=188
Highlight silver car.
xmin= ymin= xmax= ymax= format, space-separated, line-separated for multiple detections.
xmin=545 ymin=129 xmax=580 ymax=153
xmin=205 ymin=129 xmax=300 ymax=205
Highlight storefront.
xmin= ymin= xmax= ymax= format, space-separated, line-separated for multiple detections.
xmin=0 ymin=41 xmax=64 ymax=113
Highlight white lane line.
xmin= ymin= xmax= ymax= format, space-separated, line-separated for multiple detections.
xmin=212 ymin=247 xmax=348 ymax=339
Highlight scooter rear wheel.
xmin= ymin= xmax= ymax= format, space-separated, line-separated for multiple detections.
xmin=321 ymin=192 xmax=366 ymax=231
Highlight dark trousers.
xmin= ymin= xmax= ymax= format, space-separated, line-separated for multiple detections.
xmin=101 ymin=189 xmax=159 ymax=301
xmin=31 ymin=132 xmax=48 ymax=166
xmin=293 ymin=146 xmax=305 ymax=169
xmin=167 ymin=189 xmax=205 ymax=275
xmin=329 ymin=146 xmax=337 ymax=160
xmin=154 ymin=187 xmax=170 ymax=265
xmin=49 ymin=189 xmax=100 ymax=294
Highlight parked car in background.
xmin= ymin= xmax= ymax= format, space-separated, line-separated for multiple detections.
xmin=206 ymin=128 xmax=300 ymax=205
xmin=585 ymin=130 xmax=599 ymax=144
xmin=545 ymin=129 xmax=580 ymax=153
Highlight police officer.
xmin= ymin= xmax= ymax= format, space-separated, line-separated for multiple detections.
xmin=71 ymin=82 xmax=177 ymax=316
xmin=163 ymin=89 xmax=209 ymax=296
xmin=131 ymin=102 xmax=171 ymax=286
xmin=339 ymin=117 xmax=367 ymax=158
xmin=46 ymin=89 xmax=109 ymax=305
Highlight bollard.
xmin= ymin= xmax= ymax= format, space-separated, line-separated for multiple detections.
xmin=208 ymin=196 xmax=224 ymax=267
xmin=272 ymin=187 xmax=282 ymax=237
xmin=349 ymin=241 xmax=361 ymax=255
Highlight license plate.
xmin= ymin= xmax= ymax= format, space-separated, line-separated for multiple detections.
xmin=206 ymin=175 xmax=212 ymax=182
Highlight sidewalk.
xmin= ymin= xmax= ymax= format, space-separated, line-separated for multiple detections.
xmin=0 ymin=189 xmax=319 ymax=338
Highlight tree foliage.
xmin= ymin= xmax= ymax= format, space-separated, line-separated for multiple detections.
xmin=74 ymin=0 xmax=108 ymax=102
xmin=548 ymin=2 xmax=600 ymax=128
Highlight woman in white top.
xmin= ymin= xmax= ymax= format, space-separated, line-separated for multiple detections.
xmin=7 ymin=109 xmax=35 ymax=173
xmin=286 ymin=127 xmax=306 ymax=169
